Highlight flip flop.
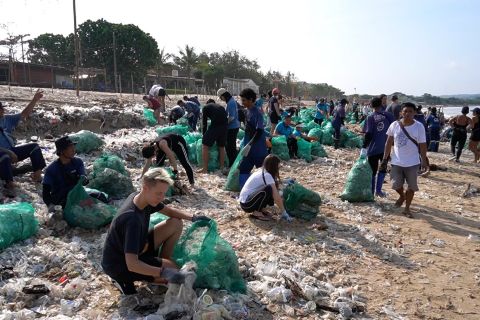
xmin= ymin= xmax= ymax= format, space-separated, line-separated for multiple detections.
xmin=249 ymin=213 xmax=271 ymax=221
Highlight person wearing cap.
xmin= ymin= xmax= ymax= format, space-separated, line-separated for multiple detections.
xmin=177 ymin=99 xmax=200 ymax=131
xmin=140 ymin=133 xmax=194 ymax=185
xmin=42 ymin=136 xmax=107 ymax=209
xmin=386 ymin=95 xmax=401 ymax=120
xmin=449 ymin=106 xmax=472 ymax=162
xmin=0 ymin=89 xmax=46 ymax=196
xmin=143 ymin=95 xmax=162 ymax=124
xmin=274 ymin=115 xmax=299 ymax=158
xmin=332 ymin=98 xmax=348 ymax=149
xmin=314 ymin=98 xmax=329 ymax=125
xmin=198 ymin=102 xmax=228 ymax=174
xmin=148 ymin=84 xmax=171 ymax=113
xmin=217 ymin=88 xmax=240 ymax=169
xmin=468 ymin=108 xmax=480 ymax=163
xmin=426 ymin=107 xmax=441 ymax=152
xmin=268 ymin=88 xmax=282 ymax=136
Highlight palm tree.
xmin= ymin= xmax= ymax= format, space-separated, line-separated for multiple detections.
xmin=156 ymin=47 xmax=171 ymax=79
xmin=174 ymin=45 xmax=199 ymax=78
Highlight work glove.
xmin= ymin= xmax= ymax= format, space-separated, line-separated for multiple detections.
xmin=360 ymin=148 xmax=368 ymax=157
xmin=281 ymin=210 xmax=293 ymax=222
xmin=192 ymin=215 xmax=211 ymax=223
xmin=241 ymin=144 xmax=251 ymax=157
xmin=160 ymin=268 xmax=185 ymax=284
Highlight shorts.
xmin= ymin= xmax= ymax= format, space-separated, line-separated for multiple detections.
xmin=269 ymin=111 xmax=281 ymax=124
xmin=157 ymin=88 xmax=166 ymax=97
xmin=203 ymin=125 xmax=227 ymax=147
xmin=390 ymin=164 xmax=419 ymax=192
xmin=106 ymin=231 xmax=162 ymax=284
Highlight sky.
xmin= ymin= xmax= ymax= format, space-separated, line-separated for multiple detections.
xmin=0 ymin=0 xmax=479 ymax=96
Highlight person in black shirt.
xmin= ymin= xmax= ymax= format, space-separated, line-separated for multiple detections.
xmin=101 ymin=168 xmax=210 ymax=295
xmin=141 ymin=133 xmax=194 ymax=185
xmin=198 ymin=102 xmax=228 ymax=173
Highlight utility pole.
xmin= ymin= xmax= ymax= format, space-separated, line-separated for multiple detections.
xmin=113 ymin=31 xmax=118 ymax=93
xmin=20 ymin=34 xmax=30 ymax=85
xmin=73 ymin=0 xmax=79 ymax=97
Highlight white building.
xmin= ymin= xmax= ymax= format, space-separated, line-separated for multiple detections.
xmin=222 ymin=78 xmax=259 ymax=95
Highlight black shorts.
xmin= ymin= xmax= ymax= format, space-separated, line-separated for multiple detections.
xmin=108 ymin=231 xmax=162 ymax=283
xmin=269 ymin=111 xmax=280 ymax=124
xmin=157 ymin=88 xmax=166 ymax=97
xmin=203 ymin=125 xmax=227 ymax=147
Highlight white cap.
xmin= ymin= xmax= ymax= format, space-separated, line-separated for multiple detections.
xmin=217 ymin=88 xmax=227 ymax=97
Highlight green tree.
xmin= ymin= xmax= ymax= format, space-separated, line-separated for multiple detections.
xmin=27 ymin=33 xmax=74 ymax=67
xmin=155 ymin=47 xmax=172 ymax=79
xmin=173 ymin=45 xmax=199 ymax=78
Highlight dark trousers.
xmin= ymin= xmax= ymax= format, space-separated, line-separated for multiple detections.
xmin=287 ymin=137 xmax=298 ymax=157
xmin=240 ymin=185 xmax=274 ymax=213
xmin=333 ymin=125 xmax=341 ymax=148
xmin=0 ymin=143 xmax=46 ymax=183
xmin=226 ymin=128 xmax=239 ymax=167
xmin=188 ymin=113 xmax=199 ymax=131
xmin=172 ymin=136 xmax=195 ymax=185
xmin=368 ymin=153 xmax=384 ymax=176
xmin=428 ymin=127 xmax=440 ymax=152
xmin=451 ymin=130 xmax=467 ymax=160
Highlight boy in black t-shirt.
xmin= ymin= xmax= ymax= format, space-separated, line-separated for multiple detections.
xmin=101 ymin=168 xmax=210 ymax=294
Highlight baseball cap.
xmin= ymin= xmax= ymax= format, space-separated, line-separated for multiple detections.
xmin=217 ymin=88 xmax=227 ymax=97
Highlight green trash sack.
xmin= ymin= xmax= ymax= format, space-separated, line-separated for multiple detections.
xmin=156 ymin=124 xmax=189 ymax=137
xmin=184 ymin=132 xmax=202 ymax=144
xmin=308 ymin=127 xmax=323 ymax=141
xmin=237 ymin=129 xmax=245 ymax=140
xmin=69 ymin=130 xmax=104 ymax=154
xmin=196 ymin=139 xmax=220 ymax=172
xmin=299 ymin=108 xmax=315 ymax=123
xmin=311 ymin=141 xmax=328 ymax=157
xmin=92 ymin=154 xmax=127 ymax=177
xmin=177 ymin=117 xmax=189 ymax=126
xmin=271 ymin=136 xmax=290 ymax=161
xmin=303 ymin=120 xmax=321 ymax=133
xmin=149 ymin=212 xmax=169 ymax=229
xmin=321 ymin=122 xmax=334 ymax=145
xmin=0 ymin=202 xmax=38 ymax=250
xmin=224 ymin=147 xmax=245 ymax=192
xmin=283 ymin=182 xmax=322 ymax=221
xmin=340 ymin=156 xmax=374 ymax=202
xmin=88 ymin=168 xmax=134 ymax=199
xmin=173 ymin=220 xmax=246 ymax=293
xmin=64 ymin=178 xmax=117 ymax=229
xmin=187 ymin=143 xmax=197 ymax=165
xmin=143 ymin=108 xmax=157 ymax=126
xmin=297 ymin=139 xmax=312 ymax=162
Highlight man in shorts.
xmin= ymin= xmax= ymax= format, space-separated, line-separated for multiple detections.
xmin=382 ymin=102 xmax=428 ymax=218
xmin=198 ymin=102 xmax=228 ymax=173
xmin=149 ymin=84 xmax=171 ymax=113
xmin=101 ymin=168 xmax=210 ymax=295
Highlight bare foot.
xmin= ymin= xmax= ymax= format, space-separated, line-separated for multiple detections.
xmin=395 ymin=195 xmax=405 ymax=207
xmin=402 ymin=208 xmax=413 ymax=218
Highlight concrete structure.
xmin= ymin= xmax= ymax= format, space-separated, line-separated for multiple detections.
xmin=0 ymin=61 xmax=74 ymax=88
xmin=222 ymin=78 xmax=259 ymax=95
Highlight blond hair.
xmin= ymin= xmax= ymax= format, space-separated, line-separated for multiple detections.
xmin=142 ymin=168 xmax=174 ymax=187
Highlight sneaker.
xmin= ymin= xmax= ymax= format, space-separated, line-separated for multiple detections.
xmin=111 ymin=279 xmax=137 ymax=295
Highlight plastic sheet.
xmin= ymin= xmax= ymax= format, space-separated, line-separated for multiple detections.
xmin=0 ymin=202 xmax=38 ymax=250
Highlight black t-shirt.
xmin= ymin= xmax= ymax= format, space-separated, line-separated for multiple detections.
xmin=101 ymin=192 xmax=165 ymax=277
xmin=268 ymin=97 xmax=279 ymax=115
xmin=155 ymin=133 xmax=181 ymax=165
xmin=202 ymin=103 xmax=227 ymax=132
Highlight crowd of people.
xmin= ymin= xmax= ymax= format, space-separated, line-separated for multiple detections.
xmin=1 ymin=85 xmax=479 ymax=295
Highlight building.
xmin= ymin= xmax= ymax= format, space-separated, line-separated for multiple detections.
xmin=0 ymin=61 xmax=74 ymax=88
xmin=222 ymin=78 xmax=259 ymax=95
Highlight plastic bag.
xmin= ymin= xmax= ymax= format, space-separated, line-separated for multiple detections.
xmin=173 ymin=220 xmax=246 ymax=293
xmin=187 ymin=143 xmax=197 ymax=165
xmin=64 ymin=178 xmax=117 ymax=229
xmin=303 ymin=120 xmax=321 ymax=133
xmin=283 ymin=182 xmax=322 ymax=221
xmin=297 ymin=139 xmax=312 ymax=162
xmin=224 ymin=147 xmax=245 ymax=192
xmin=340 ymin=156 xmax=374 ymax=202
xmin=299 ymin=108 xmax=315 ymax=123
xmin=308 ymin=127 xmax=323 ymax=141
xmin=143 ymin=108 xmax=157 ymax=126
xmin=69 ymin=130 xmax=104 ymax=153
xmin=156 ymin=124 xmax=189 ymax=137
xmin=88 ymin=168 xmax=134 ymax=199
xmin=321 ymin=121 xmax=334 ymax=145
xmin=0 ymin=202 xmax=38 ymax=250
xmin=92 ymin=154 xmax=127 ymax=177
xmin=311 ymin=141 xmax=328 ymax=157
xmin=149 ymin=212 xmax=169 ymax=229
xmin=183 ymin=132 xmax=202 ymax=145
xmin=196 ymin=139 xmax=220 ymax=172
xmin=271 ymin=136 xmax=290 ymax=161
xmin=237 ymin=129 xmax=245 ymax=140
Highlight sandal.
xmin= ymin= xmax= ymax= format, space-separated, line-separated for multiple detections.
xmin=249 ymin=212 xmax=272 ymax=221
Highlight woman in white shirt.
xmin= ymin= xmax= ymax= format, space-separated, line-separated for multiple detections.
xmin=239 ymin=154 xmax=292 ymax=221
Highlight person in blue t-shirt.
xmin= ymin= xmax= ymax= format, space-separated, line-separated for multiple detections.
xmin=178 ymin=100 xmax=200 ymax=131
xmin=0 ymin=90 xmax=46 ymax=197
xmin=275 ymin=115 xmax=298 ymax=158
xmin=42 ymin=136 xmax=108 ymax=210
xmin=183 ymin=95 xmax=200 ymax=106
xmin=362 ymin=97 xmax=395 ymax=197
xmin=314 ymin=98 xmax=329 ymax=125
xmin=426 ymin=107 xmax=441 ymax=152
xmin=238 ymin=88 xmax=268 ymax=188
xmin=218 ymin=88 xmax=240 ymax=169
xmin=332 ymin=99 xmax=348 ymax=149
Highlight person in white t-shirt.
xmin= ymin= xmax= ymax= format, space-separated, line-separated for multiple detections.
xmin=381 ymin=102 xmax=428 ymax=218
xmin=239 ymin=154 xmax=292 ymax=222
xmin=148 ymin=84 xmax=171 ymax=113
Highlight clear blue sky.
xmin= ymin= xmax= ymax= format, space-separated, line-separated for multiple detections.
xmin=0 ymin=0 xmax=478 ymax=96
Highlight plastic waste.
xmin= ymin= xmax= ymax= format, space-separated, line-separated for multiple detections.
xmin=0 ymin=202 xmax=38 ymax=250
xmin=63 ymin=277 xmax=87 ymax=299
xmin=297 ymin=138 xmax=312 ymax=162
xmin=271 ymin=136 xmax=290 ymax=161
xmin=340 ymin=156 xmax=374 ymax=202
xmin=91 ymin=154 xmax=128 ymax=177
xmin=88 ymin=167 xmax=134 ymax=199
xmin=308 ymin=127 xmax=323 ymax=141
xmin=61 ymin=299 xmax=82 ymax=316
xmin=143 ymin=108 xmax=157 ymax=126
xmin=173 ymin=220 xmax=246 ymax=293
xmin=283 ymin=182 xmax=322 ymax=220
xmin=224 ymin=147 xmax=245 ymax=192
xmin=69 ymin=130 xmax=104 ymax=153
xmin=266 ymin=286 xmax=292 ymax=303
xmin=196 ymin=139 xmax=221 ymax=172
xmin=149 ymin=212 xmax=169 ymax=229
xmin=156 ymin=124 xmax=189 ymax=137
xmin=311 ymin=141 xmax=328 ymax=157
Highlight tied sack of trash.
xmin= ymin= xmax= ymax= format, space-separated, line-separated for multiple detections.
xmin=143 ymin=108 xmax=157 ymax=126
xmin=88 ymin=155 xmax=133 ymax=198
xmin=69 ymin=130 xmax=104 ymax=153
xmin=196 ymin=139 xmax=220 ymax=172
xmin=341 ymin=156 xmax=374 ymax=202
xmin=297 ymin=139 xmax=313 ymax=162
xmin=237 ymin=128 xmax=245 ymax=140
xmin=187 ymin=143 xmax=197 ymax=165
xmin=64 ymin=177 xmax=117 ymax=229
xmin=271 ymin=136 xmax=290 ymax=161
xmin=308 ymin=127 xmax=323 ymax=141
xmin=283 ymin=182 xmax=322 ymax=221
xmin=173 ymin=220 xmax=246 ymax=293
xmin=303 ymin=120 xmax=321 ymax=133
xmin=92 ymin=154 xmax=127 ymax=176
xmin=0 ymin=203 xmax=38 ymax=250
xmin=321 ymin=121 xmax=335 ymax=145
xmin=224 ymin=147 xmax=245 ymax=192
xmin=156 ymin=124 xmax=189 ymax=137
xmin=311 ymin=141 xmax=328 ymax=157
